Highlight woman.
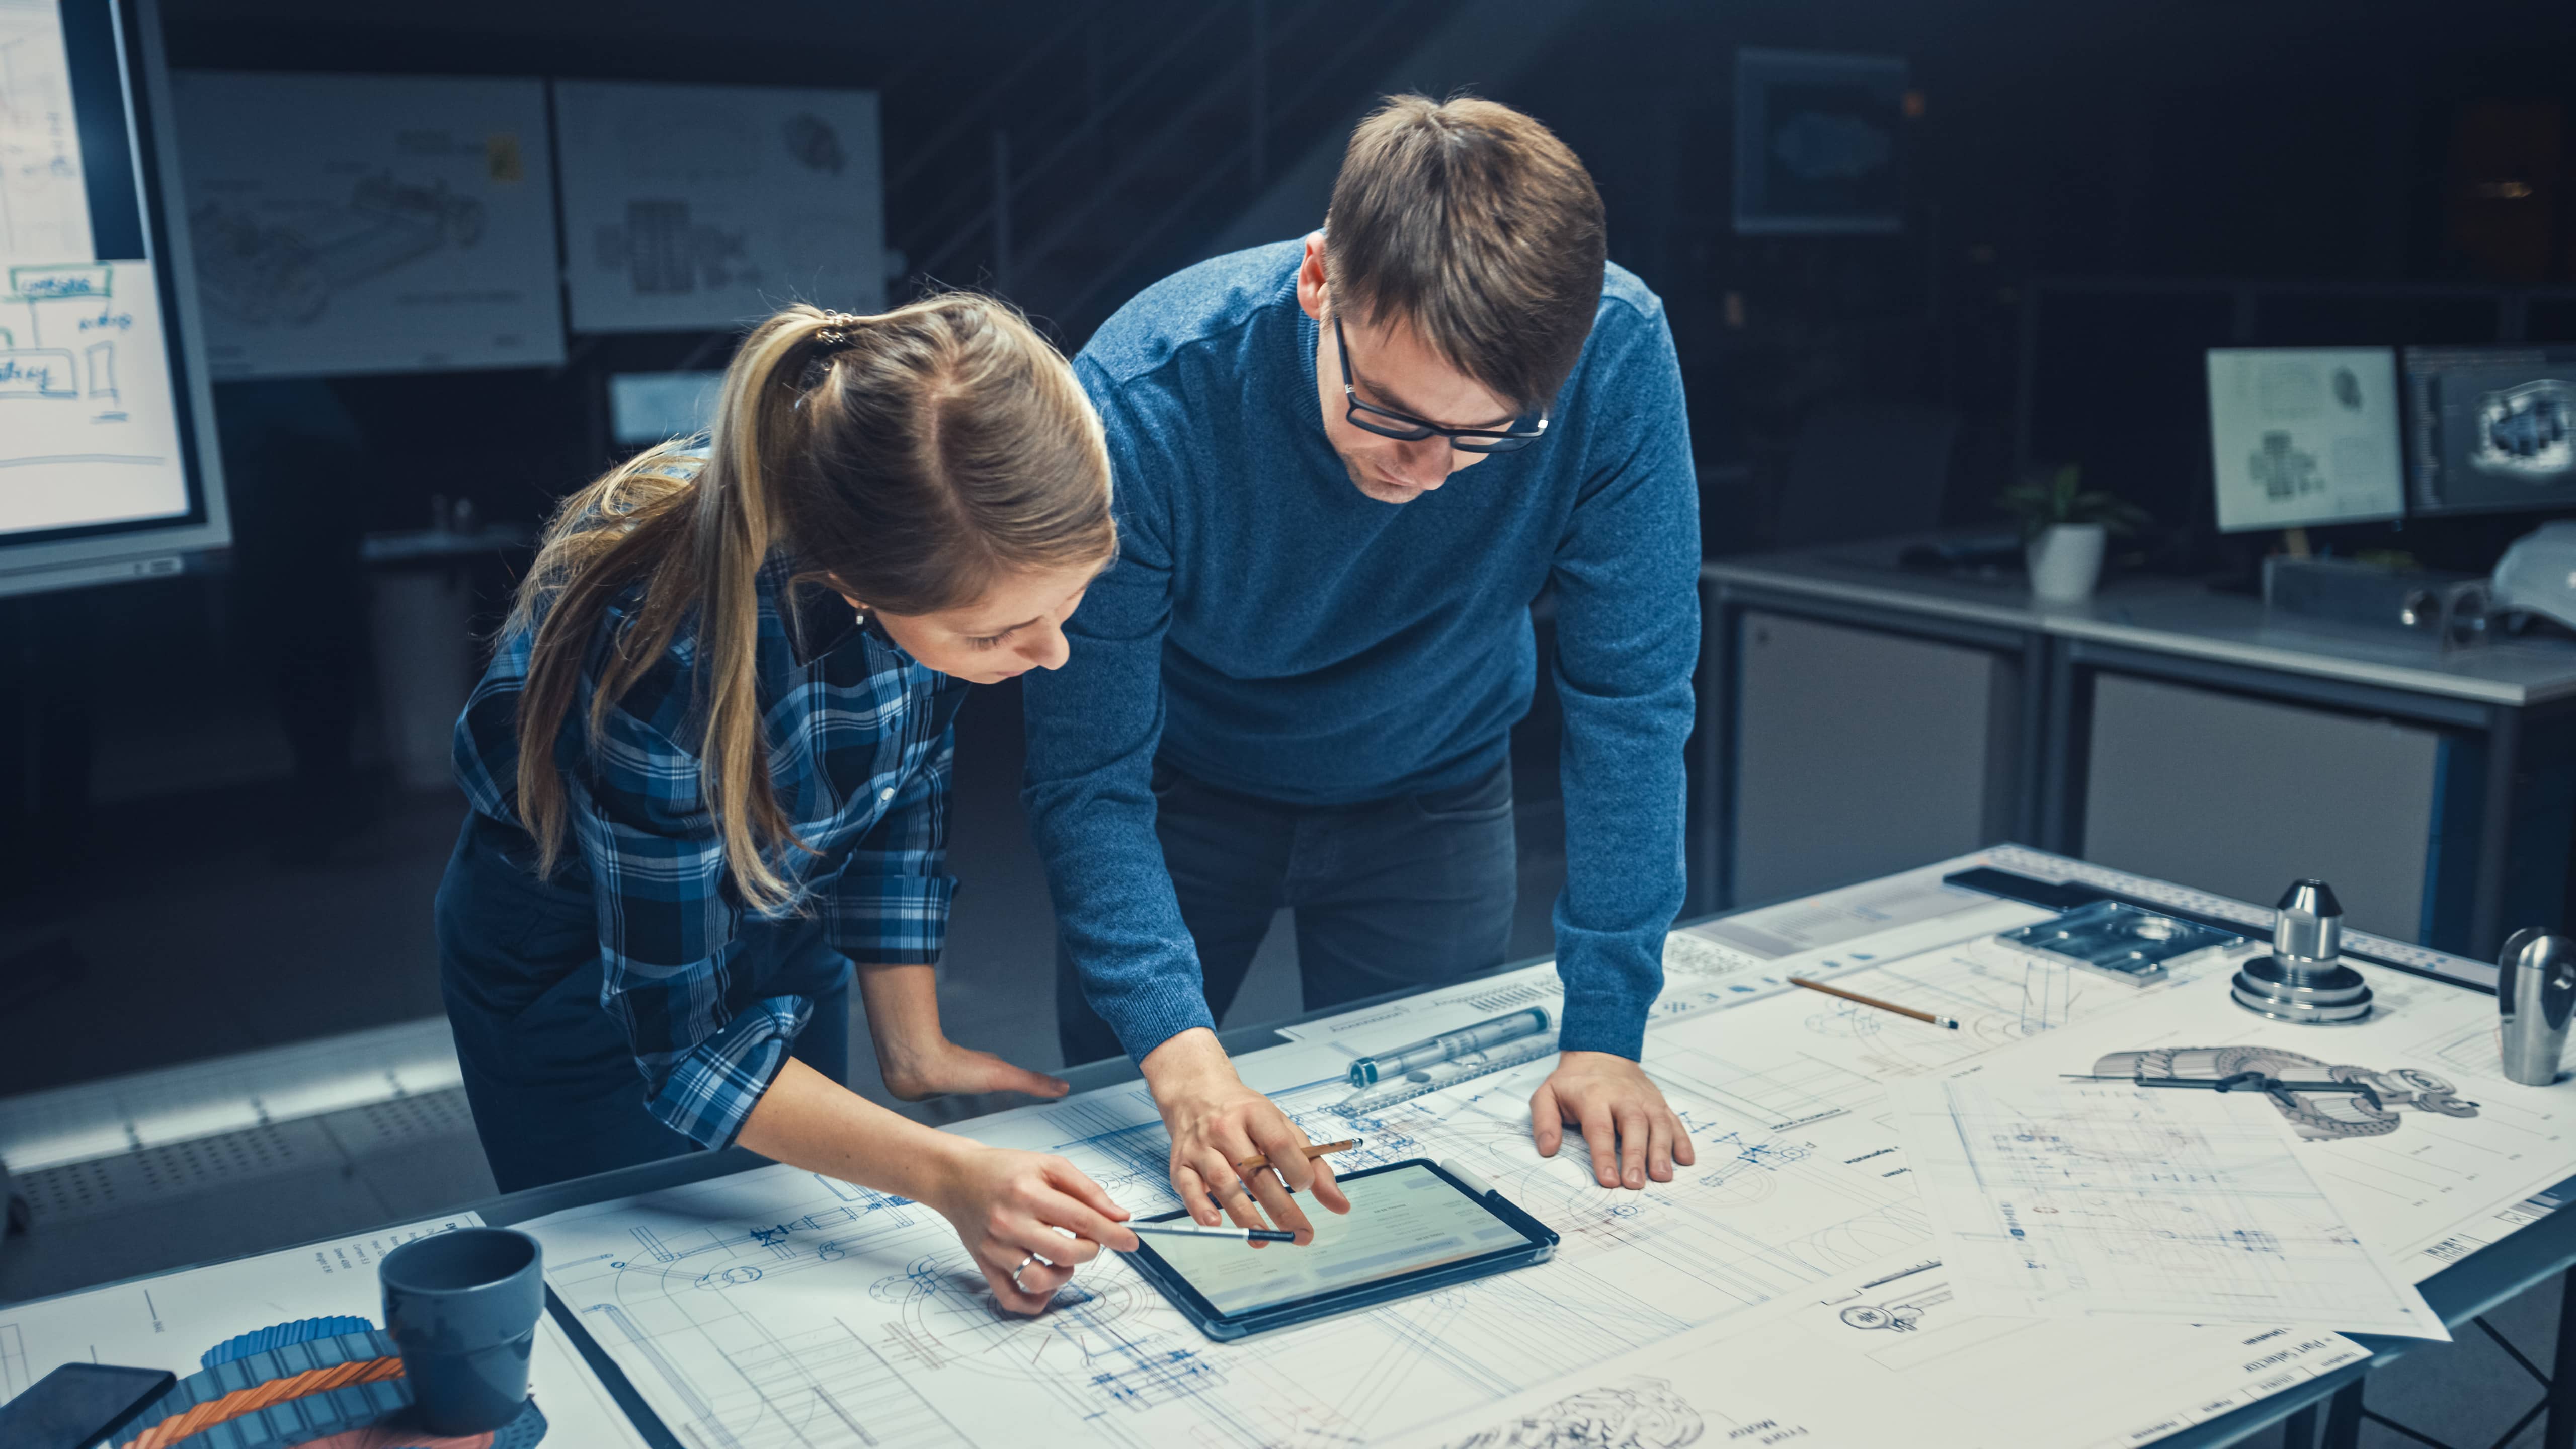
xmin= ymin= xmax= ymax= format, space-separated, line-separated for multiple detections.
xmin=436 ymin=295 xmax=1136 ymax=1314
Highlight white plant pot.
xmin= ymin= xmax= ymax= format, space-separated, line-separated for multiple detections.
xmin=2027 ymin=523 xmax=2107 ymax=603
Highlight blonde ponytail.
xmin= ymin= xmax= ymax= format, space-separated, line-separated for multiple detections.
xmin=508 ymin=297 xmax=1112 ymax=910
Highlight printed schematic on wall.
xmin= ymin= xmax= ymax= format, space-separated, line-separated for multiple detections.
xmin=0 ymin=0 xmax=216 ymax=579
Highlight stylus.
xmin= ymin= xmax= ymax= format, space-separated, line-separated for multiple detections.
xmin=1130 ymin=1223 xmax=1299 ymax=1244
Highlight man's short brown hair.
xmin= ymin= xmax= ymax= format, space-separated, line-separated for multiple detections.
xmin=1325 ymin=94 xmax=1605 ymax=417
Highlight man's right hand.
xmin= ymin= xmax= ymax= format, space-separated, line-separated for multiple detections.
xmin=1140 ymin=1027 xmax=1351 ymax=1243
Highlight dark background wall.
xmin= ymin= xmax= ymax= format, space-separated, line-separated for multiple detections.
xmin=5 ymin=0 xmax=2575 ymax=1034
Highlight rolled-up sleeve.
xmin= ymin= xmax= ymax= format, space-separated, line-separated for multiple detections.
xmin=569 ymin=702 xmax=810 ymax=1151
xmin=819 ymin=722 xmax=958 ymax=966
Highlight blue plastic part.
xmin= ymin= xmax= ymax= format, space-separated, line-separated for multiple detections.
xmin=198 ymin=1317 xmax=375 ymax=1370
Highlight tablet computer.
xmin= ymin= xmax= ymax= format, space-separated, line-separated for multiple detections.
xmin=1122 ymin=1157 xmax=1559 ymax=1340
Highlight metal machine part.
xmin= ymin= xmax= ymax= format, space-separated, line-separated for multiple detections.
xmin=2498 ymin=928 xmax=2576 ymax=1086
xmin=1995 ymin=900 xmax=2236 ymax=985
xmin=2231 ymin=879 xmax=2375 ymax=1023
xmin=2092 ymin=1045 xmax=2476 ymax=1139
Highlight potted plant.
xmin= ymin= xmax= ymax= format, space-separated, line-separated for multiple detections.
xmin=1998 ymin=464 xmax=2149 ymax=603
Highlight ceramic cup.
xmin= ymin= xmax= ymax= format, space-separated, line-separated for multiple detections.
xmin=379 ymin=1227 xmax=544 ymax=1434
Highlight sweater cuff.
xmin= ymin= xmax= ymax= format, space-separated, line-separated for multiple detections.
xmin=1551 ymin=928 xmax=1661 ymax=1061
xmin=1104 ymin=981 xmax=1220 ymax=1066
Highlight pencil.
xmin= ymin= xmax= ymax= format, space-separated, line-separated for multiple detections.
xmin=1233 ymin=1138 xmax=1362 ymax=1175
xmin=1788 ymin=976 xmax=1960 ymax=1029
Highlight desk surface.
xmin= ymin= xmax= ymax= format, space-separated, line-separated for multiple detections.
xmin=11 ymin=849 xmax=2574 ymax=1449
xmin=1704 ymin=544 xmax=2576 ymax=707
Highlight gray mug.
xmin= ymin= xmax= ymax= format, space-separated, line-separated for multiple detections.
xmin=379 ymin=1227 xmax=545 ymax=1434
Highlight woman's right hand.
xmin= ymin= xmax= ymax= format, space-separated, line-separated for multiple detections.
xmin=925 ymin=1145 xmax=1140 ymax=1315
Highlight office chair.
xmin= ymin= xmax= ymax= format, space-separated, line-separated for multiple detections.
xmin=1771 ymin=400 xmax=1961 ymax=550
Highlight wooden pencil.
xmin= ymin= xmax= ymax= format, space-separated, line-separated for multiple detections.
xmin=1233 ymin=1139 xmax=1362 ymax=1175
xmin=1788 ymin=976 xmax=1961 ymax=1029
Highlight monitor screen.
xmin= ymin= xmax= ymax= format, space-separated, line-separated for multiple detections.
xmin=2206 ymin=347 xmax=2405 ymax=533
xmin=0 ymin=0 xmax=224 ymax=595
xmin=2404 ymin=345 xmax=2576 ymax=517
xmin=609 ymin=370 xmax=722 ymax=447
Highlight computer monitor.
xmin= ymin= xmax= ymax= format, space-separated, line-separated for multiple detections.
xmin=0 ymin=0 xmax=230 ymax=598
xmin=608 ymin=370 xmax=723 ymax=447
xmin=2205 ymin=347 xmax=2406 ymax=533
xmin=2403 ymin=345 xmax=2576 ymax=517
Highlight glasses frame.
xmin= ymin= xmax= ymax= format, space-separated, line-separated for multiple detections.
xmin=1334 ymin=315 xmax=1548 ymax=454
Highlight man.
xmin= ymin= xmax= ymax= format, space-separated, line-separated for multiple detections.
xmin=1024 ymin=95 xmax=1699 ymax=1238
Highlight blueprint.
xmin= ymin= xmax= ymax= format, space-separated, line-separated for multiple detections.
xmin=1997 ymin=970 xmax=2576 ymax=1281
xmin=519 ymin=847 xmax=2555 ymax=1448
xmin=167 ymin=71 xmax=564 ymax=377
xmin=1893 ymin=1078 xmax=2445 ymax=1336
xmin=1387 ymin=1256 xmax=2369 ymax=1449
xmin=0 ymin=1212 xmax=646 ymax=1446
xmin=552 ymin=80 xmax=883 ymax=333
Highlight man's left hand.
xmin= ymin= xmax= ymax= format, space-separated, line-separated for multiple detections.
xmin=1530 ymin=1051 xmax=1695 ymax=1189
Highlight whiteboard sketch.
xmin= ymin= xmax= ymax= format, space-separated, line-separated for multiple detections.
xmin=553 ymin=79 xmax=884 ymax=333
xmin=168 ymin=71 xmax=563 ymax=377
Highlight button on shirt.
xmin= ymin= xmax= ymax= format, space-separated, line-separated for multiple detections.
xmin=452 ymin=552 xmax=968 ymax=1151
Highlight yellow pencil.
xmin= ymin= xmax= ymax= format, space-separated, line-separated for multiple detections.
xmin=1234 ymin=1138 xmax=1362 ymax=1175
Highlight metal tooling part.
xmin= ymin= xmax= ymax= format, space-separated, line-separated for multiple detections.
xmin=1999 ymin=901 xmax=2236 ymax=985
xmin=2231 ymin=879 xmax=2375 ymax=1023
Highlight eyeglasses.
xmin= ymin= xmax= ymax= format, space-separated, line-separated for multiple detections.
xmin=1334 ymin=315 xmax=1548 ymax=454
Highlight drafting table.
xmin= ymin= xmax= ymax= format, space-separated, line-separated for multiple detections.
xmin=1695 ymin=547 xmax=2576 ymax=959
xmin=12 ymin=850 xmax=2576 ymax=1449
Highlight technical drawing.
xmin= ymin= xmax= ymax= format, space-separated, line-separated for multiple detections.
xmin=594 ymin=200 xmax=755 ymax=297
xmin=1453 ymin=1377 xmax=1706 ymax=1449
xmin=0 ymin=348 xmax=74 ymax=397
xmin=0 ymin=1322 xmax=25 ymax=1403
xmin=189 ymin=174 xmax=486 ymax=327
xmin=86 ymin=341 xmax=115 ymax=399
xmin=1823 ymin=1258 xmax=1951 ymax=1334
xmin=2472 ymin=379 xmax=2574 ymax=480
xmin=1898 ymin=1078 xmax=2442 ymax=1333
xmin=2095 ymin=1045 xmax=2480 ymax=1140
xmin=2252 ymin=430 xmax=2325 ymax=499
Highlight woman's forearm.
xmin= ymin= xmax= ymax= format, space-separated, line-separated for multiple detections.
xmin=736 ymin=1056 xmax=969 ymax=1204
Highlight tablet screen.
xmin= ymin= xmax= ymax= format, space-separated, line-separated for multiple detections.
xmin=1141 ymin=1163 xmax=1535 ymax=1315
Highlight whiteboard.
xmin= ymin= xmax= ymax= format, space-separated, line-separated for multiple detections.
xmin=0 ymin=0 xmax=232 ymax=597
xmin=167 ymin=70 xmax=565 ymax=378
xmin=553 ymin=79 xmax=883 ymax=333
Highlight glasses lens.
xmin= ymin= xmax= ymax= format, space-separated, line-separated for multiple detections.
xmin=1347 ymin=405 xmax=1437 ymax=442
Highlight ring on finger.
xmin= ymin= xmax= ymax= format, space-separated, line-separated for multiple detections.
xmin=1010 ymin=1251 xmax=1052 ymax=1293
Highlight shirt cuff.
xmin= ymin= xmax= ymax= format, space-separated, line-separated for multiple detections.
xmin=822 ymin=873 xmax=957 ymax=966
xmin=645 ymin=995 xmax=814 ymax=1150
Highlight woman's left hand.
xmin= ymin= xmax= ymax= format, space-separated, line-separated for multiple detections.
xmin=856 ymin=961 xmax=1071 ymax=1102
xmin=881 ymin=1036 xmax=1071 ymax=1102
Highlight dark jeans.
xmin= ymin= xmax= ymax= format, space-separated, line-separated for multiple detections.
xmin=1056 ymin=759 xmax=1518 ymax=1066
xmin=435 ymin=815 xmax=850 ymax=1194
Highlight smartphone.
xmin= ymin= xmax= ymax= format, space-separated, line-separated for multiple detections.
xmin=0 ymin=1362 xmax=175 ymax=1448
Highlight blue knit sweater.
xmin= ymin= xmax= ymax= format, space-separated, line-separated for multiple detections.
xmin=1022 ymin=240 xmax=1700 ymax=1062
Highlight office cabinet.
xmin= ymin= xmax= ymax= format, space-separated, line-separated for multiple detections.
xmin=1732 ymin=610 xmax=2020 ymax=904
xmin=2081 ymin=673 xmax=2460 ymax=942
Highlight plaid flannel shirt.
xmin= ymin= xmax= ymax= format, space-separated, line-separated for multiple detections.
xmin=453 ymin=553 xmax=968 ymax=1151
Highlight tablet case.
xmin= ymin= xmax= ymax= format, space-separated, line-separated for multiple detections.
xmin=1121 ymin=1157 xmax=1560 ymax=1341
